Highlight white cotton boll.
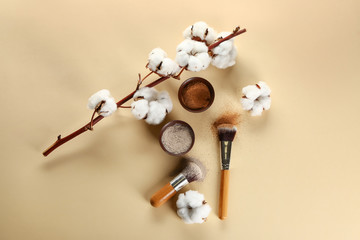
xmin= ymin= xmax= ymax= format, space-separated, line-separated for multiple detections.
xmin=131 ymin=99 xmax=149 ymax=120
xmin=133 ymin=87 xmax=159 ymax=102
xmin=87 ymin=89 xmax=111 ymax=109
xmin=204 ymin=27 xmax=217 ymax=45
xmin=196 ymin=52 xmax=211 ymax=70
xmin=177 ymin=208 xmax=193 ymax=224
xmin=145 ymin=101 xmax=167 ymax=125
xmin=187 ymin=56 xmax=203 ymax=72
xmin=156 ymin=58 xmax=180 ymax=76
xmin=258 ymin=81 xmax=271 ymax=96
xmin=211 ymin=54 xmax=236 ymax=69
xmin=184 ymin=22 xmax=217 ymax=45
xmin=251 ymin=101 xmax=264 ymax=116
xmin=176 ymin=51 xmax=190 ymax=67
xmin=176 ymin=190 xmax=211 ymax=224
xmin=192 ymin=41 xmax=208 ymax=53
xmin=98 ymin=97 xmax=117 ymax=117
xmin=242 ymin=85 xmax=262 ymax=101
xmin=212 ymin=36 xmax=233 ymax=56
xmin=176 ymin=39 xmax=194 ymax=53
xmin=189 ymin=204 xmax=212 ymax=224
xmin=156 ymin=91 xmax=173 ymax=113
xmin=148 ymin=48 xmax=167 ymax=72
xmin=258 ymin=96 xmax=271 ymax=110
xmin=149 ymin=48 xmax=167 ymax=58
xmin=240 ymin=97 xmax=255 ymax=111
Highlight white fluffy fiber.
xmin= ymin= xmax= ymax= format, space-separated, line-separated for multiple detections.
xmin=176 ymin=39 xmax=211 ymax=72
xmin=131 ymin=99 xmax=149 ymax=120
xmin=147 ymin=48 xmax=180 ymax=77
xmin=145 ymin=101 xmax=167 ymax=125
xmin=211 ymin=32 xmax=238 ymax=69
xmin=176 ymin=190 xmax=211 ymax=224
xmin=131 ymin=87 xmax=173 ymax=124
xmin=183 ymin=21 xmax=217 ymax=45
xmin=240 ymin=81 xmax=271 ymax=116
xmin=87 ymin=89 xmax=117 ymax=117
xmin=133 ymin=87 xmax=158 ymax=102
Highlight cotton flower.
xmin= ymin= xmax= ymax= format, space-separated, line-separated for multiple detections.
xmin=87 ymin=89 xmax=117 ymax=117
xmin=183 ymin=21 xmax=217 ymax=45
xmin=131 ymin=87 xmax=173 ymax=124
xmin=176 ymin=39 xmax=211 ymax=72
xmin=240 ymin=81 xmax=271 ymax=116
xmin=211 ymin=32 xmax=237 ymax=69
xmin=147 ymin=48 xmax=180 ymax=77
xmin=131 ymin=99 xmax=149 ymax=120
xmin=176 ymin=190 xmax=211 ymax=224
xmin=145 ymin=101 xmax=167 ymax=125
xmin=156 ymin=91 xmax=173 ymax=113
xmin=133 ymin=87 xmax=158 ymax=102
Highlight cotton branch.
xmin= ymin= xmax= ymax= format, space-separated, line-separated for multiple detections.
xmin=42 ymin=26 xmax=246 ymax=157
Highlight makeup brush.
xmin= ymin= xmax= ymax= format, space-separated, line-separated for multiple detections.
xmin=150 ymin=158 xmax=206 ymax=208
xmin=217 ymin=124 xmax=237 ymax=220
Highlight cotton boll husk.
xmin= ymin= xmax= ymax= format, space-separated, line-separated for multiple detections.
xmin=196 ymin=52 xmax=211 ymax=70
xmin=251 ymin=101 xmax=264 ymax=116
xmin=258 ymin=96 xmax=271 ymax=110
xmin=175 ymin=51 xmax=190 ymax=67
xmin=157 ymin=58 xmax=180 ymax=76
xmin=131 ymin=99 xmax=149 ymax=120
xmin=242 ymin=85 xmax=262 ymax=101
xmin=145 ymin=101 xmax=167 ymax=125
xmin=189 ymin=204 xmax=211 ymax=224
xmin=133 ymin=87 xmax=158 ymax=102
xmin=88 ymin=89 xmax=111 ymax=109
xmin=258 ymin=81 xmax=271 ymax=96
xmin=156 ymin=91 xmax=173 ymax=113
xmin=240 ymin=97 xmax=255 ymax=111
xmin=98 ymin=97 xmax=117 ymax=117
xmin=187 ymin=56 xmax=203 ymax=72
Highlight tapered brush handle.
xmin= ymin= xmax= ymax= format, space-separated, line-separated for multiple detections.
xmin=219 ymin=169 xmax=230 ymax=220
xmin=150 ymin=183 xmax=177 ymax=207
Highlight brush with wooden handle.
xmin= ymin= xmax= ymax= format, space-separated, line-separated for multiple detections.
xmin=150 ymin=158 xmax=206 ymax=208
xmin=217 ymin=124 xmax=237 ymax=220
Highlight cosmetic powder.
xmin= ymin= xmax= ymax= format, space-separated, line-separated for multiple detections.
xmin=160 ymin=121 xmax=195 ymax=156
xmin=178 ymin=77 xmax=215 ymax=112
xmin=182 ymin=82 xmax=211 ymax=110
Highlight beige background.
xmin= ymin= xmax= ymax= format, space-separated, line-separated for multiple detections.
xmin=1 ymin=0 xmax=360 ymax=239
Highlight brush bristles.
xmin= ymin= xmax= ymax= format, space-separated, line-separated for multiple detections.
xmin=181 ymin=158 xmax=206 ymax=183
xmin=217 ymin=124 xmax=237 ymax=141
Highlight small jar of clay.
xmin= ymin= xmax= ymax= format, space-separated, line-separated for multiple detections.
xmin=159 ymin=120 xmax=195 ymax=156
xmin=178 ymin=77 xmax=215 ymax=113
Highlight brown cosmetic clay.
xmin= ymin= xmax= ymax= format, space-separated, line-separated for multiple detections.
xmin=161 ymin=123 xmax=194 ymax=155
xmin=182 ymin=82 xmax=211 ymax=110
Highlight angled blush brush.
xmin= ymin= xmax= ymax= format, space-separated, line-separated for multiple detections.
xmin=150 ymin=158 xmax=206 ymax=208
xmin=217 ymin=123 xmax=237 ymax=220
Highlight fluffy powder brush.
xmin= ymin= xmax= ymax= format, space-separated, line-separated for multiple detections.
xmin=217 ymin=123 xmax=237 ymax=220
xmin=150 ymin=158 xmax=206 ymax=207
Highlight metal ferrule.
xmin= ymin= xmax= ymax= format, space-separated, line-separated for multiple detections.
xmin=170 ymin=173 xmax=189 ymax=191
xmin=220 ymin=141 xmax=232 ymax=170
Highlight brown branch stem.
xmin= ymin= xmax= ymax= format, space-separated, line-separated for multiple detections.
xmin=43 ymin=76 xmax=169 ymax=157
xmin=43 ymin=25 xmax=246 ymax=157
xmin=208 ymin=27 xmax=246 ymax=51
